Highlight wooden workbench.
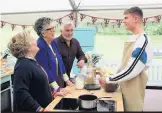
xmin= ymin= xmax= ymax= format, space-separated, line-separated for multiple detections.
xmin=45 ymin=86 xmax=124 ymax=112
xmin=0 ymin=58 xmax=14 ymax=112
xmin=0 ymin=59 xmax=13 ymax=83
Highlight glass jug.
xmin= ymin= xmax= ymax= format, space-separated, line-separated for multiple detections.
xmin=75 ymin=73 xmax=85 ymax=90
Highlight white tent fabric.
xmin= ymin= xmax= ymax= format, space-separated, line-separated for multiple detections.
xmin=1 ymin=0 xmax=162 ymax=25
xmin=0 ymin=0 xmax=72 ymax=13
xmin=77 ymin=0 xmax=162 ymax=6
xmin=1 ymin=12 xmax=72 ymax=25
xmin=1 ymin=0 xmax=162 ymax=13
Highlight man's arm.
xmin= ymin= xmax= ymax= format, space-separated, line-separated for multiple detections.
xmin=106 ymin=34 xmax=148 ymax=83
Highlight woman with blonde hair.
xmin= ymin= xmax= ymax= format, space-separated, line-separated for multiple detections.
xmin=8 ymin=31 xmax=64 ymax=112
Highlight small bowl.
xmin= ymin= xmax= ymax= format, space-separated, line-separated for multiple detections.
xmin=104 ymin=83 xmax=119 ymax=92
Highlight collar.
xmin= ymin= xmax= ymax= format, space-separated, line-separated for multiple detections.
xmin=25 ymin=56 xmax=36 ymax=61
xmin=38 ymin=37 xmax=51 ymax=49
xmin=38 ymin=37 xmax=48 ymax=45
xmin=127 ymin=35 xmax=139 ymax=42
xmin=126 ymin=32 xmax=145 ymax=42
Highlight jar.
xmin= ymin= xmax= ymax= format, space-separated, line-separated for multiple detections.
xmin=75 ymin=74 xmax=85 ymax=90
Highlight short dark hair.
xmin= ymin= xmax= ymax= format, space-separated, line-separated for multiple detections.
xmin=124 ymin=6 xmax=143 ymax=18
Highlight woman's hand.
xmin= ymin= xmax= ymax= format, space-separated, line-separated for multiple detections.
xmin=66 ymin=80 xmax=75 ymax=86
xmin=53 ymin=87 xmax=71 ymax=98
xmin=60 ymin=87 xmax=72 ymax=94
xmin=54 ymin=91 xmax=66 ymax=97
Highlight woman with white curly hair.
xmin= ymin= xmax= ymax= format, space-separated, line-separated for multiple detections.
xmin=34 ymin=17 xmax=74 ymax=93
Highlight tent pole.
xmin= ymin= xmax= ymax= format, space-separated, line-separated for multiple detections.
xmin=68 ymin=0 xmax=78 ymax=28
xmin=1 ymin=10 xmax=73 ymax=15
xmin=74 ymin=11 xmax=78 ymax=28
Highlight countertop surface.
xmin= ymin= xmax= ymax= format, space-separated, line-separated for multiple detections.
xmin=0 ymin=59 xmax=13 ymax=78
xmin=45 ymin=86 xmax=124 ymax=112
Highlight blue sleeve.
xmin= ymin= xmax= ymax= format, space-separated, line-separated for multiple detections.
xmin=132 ymin=47 xmax=147 ymax=64
xmin=35 ymin=48 xmax=56 ymax=84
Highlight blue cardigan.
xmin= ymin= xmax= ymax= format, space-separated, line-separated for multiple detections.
xmin=35 ymin=37 xmax=69 ymax=91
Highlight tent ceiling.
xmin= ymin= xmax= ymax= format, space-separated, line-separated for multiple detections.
xmin=1 ymin=12 xmax=72 ymax=25
xmin=77 ymin=0 xmax=162 ymax=6
xmin=0 ymin=0 xmax=72 ymax=13
xmin=1 ymin=0 xmax=162 ymax=25
xmin=1 ymin=0 xmax=162 ymax=14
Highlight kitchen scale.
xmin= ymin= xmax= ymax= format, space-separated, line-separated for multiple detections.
xmin=84 ymin=84 xmax=101 ymax=90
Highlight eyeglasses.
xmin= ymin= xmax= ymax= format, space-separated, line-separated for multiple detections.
xmin=45 ymin=27 xmax=55 ymax=31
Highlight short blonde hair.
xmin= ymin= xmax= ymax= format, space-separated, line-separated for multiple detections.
xmin=8 ymin=31 xmax=33 ymax=58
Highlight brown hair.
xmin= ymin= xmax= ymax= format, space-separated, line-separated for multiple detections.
xmin=124 ymin=6 xmax=143 ymax=18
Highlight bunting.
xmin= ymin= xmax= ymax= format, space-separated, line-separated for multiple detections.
xmin=68 ymin=12 xmax=74 ymax=20
xmin=1 ymin=21 xmax=5 ymax=28
xmin=79 ymin=13 xmax=162 ymax=28
xmin=0 ymin=13 xmax=161 ymax=31
xmin=104 ymin=19 xmax=110 ymax=27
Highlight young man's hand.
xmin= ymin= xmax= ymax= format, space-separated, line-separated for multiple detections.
xmin=98 ymin=77 xmax=117 ymax=88
xmin=98 ymin=77 xmax=107 ymax=88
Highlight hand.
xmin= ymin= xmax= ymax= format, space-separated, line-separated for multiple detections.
xmin=60 ymin=87 xmax=71 ymax=94
xmin=98 ymin=77 xmax=107 ymax=88
xmin=54 ymin=91 xmax=66 ymax=97
xmin=66 ymin=80 xmax=75 ymax=86
xmin=77 ymin=60 xmax=85 ymax=68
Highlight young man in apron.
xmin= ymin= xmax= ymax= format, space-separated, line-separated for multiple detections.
xmin=99 ymin=6 xmax=153 ymax=111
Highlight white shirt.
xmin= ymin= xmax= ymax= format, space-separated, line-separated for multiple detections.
xmin=106 ymin=33 xmax=154 ymax=83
